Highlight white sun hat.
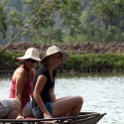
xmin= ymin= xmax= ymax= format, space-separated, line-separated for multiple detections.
xmin=17 ymin=47 xmax=41 ymax=62
xmin=41 ymin=45 xmax=69 ymax=63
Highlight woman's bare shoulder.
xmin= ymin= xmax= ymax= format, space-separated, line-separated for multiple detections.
xmin=13 ymin=66 xmax=26 ymax=78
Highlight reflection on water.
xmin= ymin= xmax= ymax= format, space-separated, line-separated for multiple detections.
xmin=0 ymin=73 xmax=124 ymax=124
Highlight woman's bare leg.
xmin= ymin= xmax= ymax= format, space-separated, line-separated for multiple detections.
xmin=56 ymin=96 xmax=73 ymax=116
xmin=53 ymin=96 xmax=83 ymax=117
xmin=56 ymin=96 xmax=71 ymax=101
xmin=6 ymin=98 xmax=21 ymax=119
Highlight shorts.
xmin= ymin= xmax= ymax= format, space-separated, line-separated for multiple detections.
xmin=0 ymin=100 xmax=13 ymax=119
xmin=32 ymin=102 xmax=53 ymax=119
xmin=22 ymin=101 xmax=33 ymax=117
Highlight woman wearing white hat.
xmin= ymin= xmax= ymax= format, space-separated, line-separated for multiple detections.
xmin=32 ymin=45 xmax=83 ymax=120
xmin=9 ymin=47 xmax=41 ymax=119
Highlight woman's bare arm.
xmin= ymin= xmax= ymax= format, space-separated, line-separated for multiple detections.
xmin=33 ymin=75 xmax=52 ymax=118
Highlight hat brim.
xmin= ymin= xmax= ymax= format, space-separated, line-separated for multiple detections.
xmin=17 ymin=56 xmax=41 ymax=62
xmin=41 ymin=51 xmax=69 ymax=63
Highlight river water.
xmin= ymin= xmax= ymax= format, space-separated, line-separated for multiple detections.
xmin=0 ymin=73 xmax=124 ymax=124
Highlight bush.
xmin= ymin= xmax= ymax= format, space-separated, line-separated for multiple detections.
xmin=1 ymin=51 xmax=124 ymax=73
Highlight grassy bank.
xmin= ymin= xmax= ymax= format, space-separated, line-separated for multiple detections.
xmin=63 ymin=53 xmax=124 ymax=73
xmin=0 ymin=51 xmax=124 ymax=74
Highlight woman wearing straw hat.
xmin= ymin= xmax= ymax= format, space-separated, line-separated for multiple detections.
xmin=32 ymin=45 xmax=83 ymax=119
xmin=9 ymin=47 xmax=41 ymax=119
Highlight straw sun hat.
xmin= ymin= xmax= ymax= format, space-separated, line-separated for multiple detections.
xmin=17 ymin=47 xmax=41 ymax=62
xmin=41 ymin=45 xmax=69 ymax=63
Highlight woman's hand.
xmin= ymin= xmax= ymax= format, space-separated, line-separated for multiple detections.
xmin=16 ymin=115 xmax=24 ymax=120
xmin=44 ymin=112 xmax=52 ymax=119
xmin=43 ymin=112 xmax=56 ymax=123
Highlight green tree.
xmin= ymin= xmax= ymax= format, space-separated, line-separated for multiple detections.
xmin=0 ymin=0 xmax=82 ymax=54
xmin=95 ymin=0 xmax=124 ymax=42
xmin=0 ymin=1 xmax=7 ymax=38
xmin=21 ymin=0 xmax=81 ymax=43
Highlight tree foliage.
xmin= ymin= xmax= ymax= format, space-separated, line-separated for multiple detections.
xmin=0 ymin=1 xmax=7 ymax=38
xmin=0 ymin=0 xmax=124 ymax=46
xmin=95 ymin=0 xmax=124 ymax=28
xmin=21 ymin=0 xmax=82 ymax=42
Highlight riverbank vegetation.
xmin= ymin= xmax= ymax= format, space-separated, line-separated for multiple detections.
xmin=1 ymin=51 xmax=124 ymax=74
xmin=1 ymin=0 xmax=124 ymax=74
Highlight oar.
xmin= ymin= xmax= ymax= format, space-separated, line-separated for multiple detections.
xmin=0 ymin=113 xmax=100 ymax=122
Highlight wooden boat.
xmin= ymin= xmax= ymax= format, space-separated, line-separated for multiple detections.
xmin=0 ymin=112 xmax=106 ymax=124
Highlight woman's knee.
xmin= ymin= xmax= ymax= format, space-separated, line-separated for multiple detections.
xmin=74 ymin=96 xmax=83 ymax=105
xmin=9 ymin=98 xmax=21 ymax=109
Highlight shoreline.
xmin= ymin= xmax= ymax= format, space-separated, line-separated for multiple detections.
xmin=1 ymin=41 xmax=124 ymax=54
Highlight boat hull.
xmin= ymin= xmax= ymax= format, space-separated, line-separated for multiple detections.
xmin=0 ymin=112 xmax=106 ymax=124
